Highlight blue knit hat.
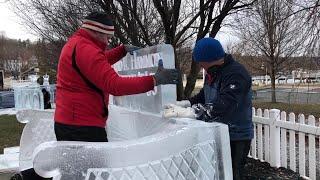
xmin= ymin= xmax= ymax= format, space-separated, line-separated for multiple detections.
xmin=193 ymin=37 xmax=225 ymax=62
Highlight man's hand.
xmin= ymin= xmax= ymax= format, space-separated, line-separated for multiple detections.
xmin=192 ymin=103 xmax=206 ymax=120
xmin=124 ymin=44 xmax=141 ymax=54
xmin=153 ymin=59 xmax=180 ymax=85
xmin=192 ymin=103 xmax=218 ymax=122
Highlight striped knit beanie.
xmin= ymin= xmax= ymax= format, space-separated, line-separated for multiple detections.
xmin=81 ymin=12 xmax=115 ymax=35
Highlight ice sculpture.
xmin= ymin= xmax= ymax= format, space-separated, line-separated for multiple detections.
xmin=43 ymin=74 xmax=50 ymax=87
xmin=112 ymin=44 xmax=176 ymax=114
xmin=33 ymin=116 xmax=231 ymax=180
xmin=13 ymin=74 xmax=56 ymax=110
xmin=13 ymin=75 xmax=44 ymax=110
xmin=17 ymin=44 xmax=232 ymax=179
xmin=16 ymin=109 xmax=55 ymax=172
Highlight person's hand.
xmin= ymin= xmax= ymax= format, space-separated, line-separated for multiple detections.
xmin=163 ymin=104 xmax=195 ymax=119
xmin=192 ymin=103 xmax=206 ymax=120
xmin=192 ymin=103 xmax=213 ymax=121
xmin=124 ymin=44 xmax=141 ymax=54
xmin=153 ymin=59 xmax=180 ymax=85
xmin=192 ymin=103 xmax=219 ymax=122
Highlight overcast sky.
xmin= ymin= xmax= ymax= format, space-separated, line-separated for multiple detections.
xmin=0 ymin=1 xmax=237 ymax=48
xmin=0 ymin=1 xmax=38 ymax=41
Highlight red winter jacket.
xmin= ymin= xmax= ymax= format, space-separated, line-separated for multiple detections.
xmin=54 ymin=29 xmax=155 ymax=128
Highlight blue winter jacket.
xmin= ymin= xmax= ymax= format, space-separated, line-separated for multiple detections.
xmin=190 ymin=54 xmax=254 ymax=141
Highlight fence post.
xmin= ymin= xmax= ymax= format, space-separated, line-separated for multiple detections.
xmin=269 ymin=109 xmax=281 ymax=167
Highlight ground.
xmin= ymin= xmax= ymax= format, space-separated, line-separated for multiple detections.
xmin=0 ymin=115 xmax=24 ymax=154
xmin=3 ymin=158 xmax=306 ymax=180
xmin=244 ymin=158 xmax=304 ymax=180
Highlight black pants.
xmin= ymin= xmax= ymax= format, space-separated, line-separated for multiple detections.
xmin=230 ymin=140 xmax=251 ymax=180
xmin=54 ymin=122 xmax=108 ymax=142
xmin=20 ymin=169 xmax=51 ymax=180
xmin=20 ymin=123 xmax=108 ymax=180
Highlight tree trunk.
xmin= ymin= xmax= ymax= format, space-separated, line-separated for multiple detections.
xmin=174 ymin=48 xmax=185 ymax=100
xmin=184 ymin=61 xmax=201 ymax=98
xmin=271 ymin=66 xmax=277 ymax=103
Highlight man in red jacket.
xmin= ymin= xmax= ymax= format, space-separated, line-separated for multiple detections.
xmin=18 ymin=11 xmax=179 ymax=180
xmin=54 ymin=12 xmax=179 ymax=142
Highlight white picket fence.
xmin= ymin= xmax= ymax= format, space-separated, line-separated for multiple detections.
xmin=250 ymin=108 xmax=320 ymax=180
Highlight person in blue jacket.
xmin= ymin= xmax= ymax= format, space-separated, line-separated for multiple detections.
xmin=190 ymin=37 xmax=253 ymax=180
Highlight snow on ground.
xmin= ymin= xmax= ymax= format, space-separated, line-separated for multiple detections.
xmin=0 ymin=108 xmax=17 ymax=115
xmin=0 ymin=147 xmax=19 ymax=173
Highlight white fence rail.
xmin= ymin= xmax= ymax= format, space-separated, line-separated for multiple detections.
xmin=250 ymin=108 xmax=320 ymax=180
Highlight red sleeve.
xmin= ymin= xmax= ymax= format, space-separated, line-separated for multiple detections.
xmin=105 ymin=45 xmax=127 ymax=65
xmin=76 ymin=43 xmax=155 ymax=96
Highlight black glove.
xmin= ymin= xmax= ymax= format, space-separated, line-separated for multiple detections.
xmin=192 ymin=103 xmax=218 ymax=122
xmin=153 ymin=59 xmax=180 ymax=85
xmin=124 ymin=44 xmax=141 ymax=54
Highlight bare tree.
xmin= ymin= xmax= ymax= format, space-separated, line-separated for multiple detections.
xmin=95 ymin=0 xmax=164 ymax=47
xmin=233 ymin=0 xmax=309 ymax=102
xmin=11 ymin=0 xmax=255 ymax=99
xmin=11 ymin=0 xmax=166 ymax=46
xmin=0 ymin=37 xmax=37 ymax=78
xmin=295 ymin=0 xmax=320 ymax=58
xmin=184 ymin=0 xmax=256 ymax=98
xmin=152 ymin=0 xmax=209 ymax=99
xmin=10 ymin=0 xmax=99 ymax=42
xmin=33 ymin=39 xmax=63 ymax=83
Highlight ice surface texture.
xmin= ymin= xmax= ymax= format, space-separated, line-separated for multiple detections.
xmin=32 ymin=106 xmax=232 ymax=180
xmin=0 ymin=151 xmax=19 ymax=172
xmin=112 ymin=44 xmax=176 ymax=114
xmin=16 ymin=45 xmax=232 ymax=179
xmin=14 ymin=86 xmax=44 ymax=110
xmin=13 ymin=78 xmax=56 ymax=110
xmin=17 ymin=109 xmax=55 ymax=171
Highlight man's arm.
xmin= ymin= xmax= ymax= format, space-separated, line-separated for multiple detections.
xmin=77 ymin=44 xmax=154 ymax=96
xmin=203 ymin=73 xmax=250 ymax=123
xmin=105 ymin=45 xmax=127 ymax=65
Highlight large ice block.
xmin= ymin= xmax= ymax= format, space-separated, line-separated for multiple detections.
xmin=112 ymin=44 xmax=176 ymax=114
xmin=15 ymin=44 xmax=232 ymax=179
xmin=32 ymin=109 xmax=231 ymax=180
xmin=16 ymin=109 xmax=55 ymax=171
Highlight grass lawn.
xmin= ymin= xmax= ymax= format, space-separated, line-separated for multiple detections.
xmin=0 ymin=115 xmax=24 ymax=154
xmin=253 ymin=101 xmax=320 ymax=119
